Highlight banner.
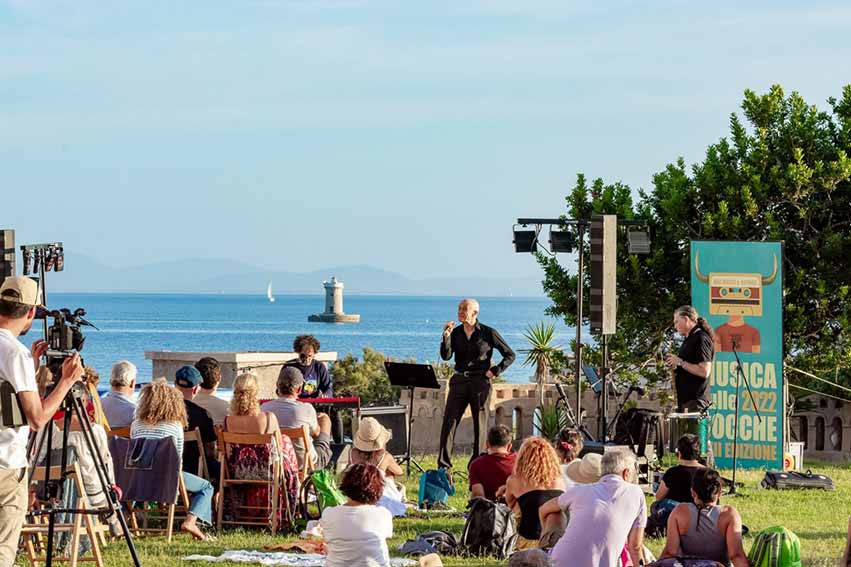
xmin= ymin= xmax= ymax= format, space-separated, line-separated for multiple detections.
xmin=690 ymin=241 xmax=784 ymax=469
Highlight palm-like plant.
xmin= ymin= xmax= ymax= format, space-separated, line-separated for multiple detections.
xmin=520 ymin=322 xmax=562 ymax=411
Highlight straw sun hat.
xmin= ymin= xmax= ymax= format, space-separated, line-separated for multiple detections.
xmin=353 ymin=417 xmax=392 ymax=452
xmin=565 ymin=452 xmax=603 ymax=484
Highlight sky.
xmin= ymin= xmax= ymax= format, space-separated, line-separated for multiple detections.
xmin=2 ymin=0 xmax=850 ymax=281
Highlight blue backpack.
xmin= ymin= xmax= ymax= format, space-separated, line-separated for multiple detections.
xmin=418 ymin=468 xmax=455 ymax=508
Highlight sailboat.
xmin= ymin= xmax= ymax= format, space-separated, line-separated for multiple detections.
xmin=266 ymin=281 xmax=275 ymax=303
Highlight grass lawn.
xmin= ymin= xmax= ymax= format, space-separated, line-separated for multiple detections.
xmin=28 ymin=458 xmax=851 ymax=567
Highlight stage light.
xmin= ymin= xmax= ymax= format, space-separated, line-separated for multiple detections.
xmin=627 ymin=228 xmax=651 ymax=255
xmin=513 ymin=229 xmax=538 ymax=253
xmin=549 ymin=230 xmax=574 ymax=253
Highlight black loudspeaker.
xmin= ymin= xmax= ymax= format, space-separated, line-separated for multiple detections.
xmin=590 ymin=215 xmax=617 ymax=335
xmin=359 ymin=405 xmax=408 ymax=457
xmin=578 ymin=442 xmax=631 ymax=458
xmin=0 ymin=229 xmax=14 ymax=280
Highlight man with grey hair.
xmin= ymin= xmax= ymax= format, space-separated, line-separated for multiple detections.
xmin=509 ymin=549 xmax=552 ymax=567
xmin=438 ymin=298 xmax=515 ymax=469
xmin=261 ymin=366 xmax=333 ymax=469
xmin=100 ymin=360 xmax=137 ymax=428
xmin=540 ymin=449 xmax=646 ymax=567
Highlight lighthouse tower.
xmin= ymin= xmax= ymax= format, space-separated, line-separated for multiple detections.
xmin=308 ymin=276 xmax=360 ymax=323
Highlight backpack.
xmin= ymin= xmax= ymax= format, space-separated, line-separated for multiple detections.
xmin=748 ymin=526 xmax=802 ymax=567
xmin=300 ymin=469 xmax=347 ymax=520
xmin=400 ymin=531 xmax=459 ymax=557
xmin=418 ymin=469 xmax=455 ymax=508
xmin=459 ymin=497 xmax=517 ymax=559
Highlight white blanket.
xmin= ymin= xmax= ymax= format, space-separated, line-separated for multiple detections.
xmin=183 ymin=550 xmax=417 ymax=566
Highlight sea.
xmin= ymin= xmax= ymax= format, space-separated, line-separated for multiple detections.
xmin=43 ymin=293 xmax=574 ymax=384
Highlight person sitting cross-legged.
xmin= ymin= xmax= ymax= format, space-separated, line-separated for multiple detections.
xmin=320 ymin=463 xmax=393 ymax=567
xmin=541 ymin=449 xmax=646 ymax=567
xmin=499 ymin=437 xmax=565 ymax=550
xmin=468 ymin=424 xmax=516 ymax=501
xmin=659 ymin=468 xmax=749 ymax=567
xmin=261 ymin=366 xmax=332 ymax=471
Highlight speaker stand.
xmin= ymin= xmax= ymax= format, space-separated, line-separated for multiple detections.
xmin=399 ymin=386 xmax=424 ymax=476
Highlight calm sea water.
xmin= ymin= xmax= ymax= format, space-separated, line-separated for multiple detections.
xmin=43 ymin=293 xmax=573 ymax=384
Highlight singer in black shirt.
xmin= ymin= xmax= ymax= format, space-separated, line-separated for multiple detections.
xmin=666 ymin=305 xmax=715 ymax=411
xmin=438 ymin=298 xmax=515 ymax=469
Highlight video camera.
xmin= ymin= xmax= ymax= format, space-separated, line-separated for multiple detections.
xmin=35 ymin=306 xmax=97 ymax=380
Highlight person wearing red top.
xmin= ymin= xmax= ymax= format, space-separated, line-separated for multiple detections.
xmin=468 ymin=424 xmax=516 ymax=500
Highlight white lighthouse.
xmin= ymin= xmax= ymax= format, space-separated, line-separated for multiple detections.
xmin=308 ymin=276 xmax=360 ymax=323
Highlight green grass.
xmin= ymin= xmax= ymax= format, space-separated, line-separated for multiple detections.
xmin=23 ymin=459 xmax=851 ymax=567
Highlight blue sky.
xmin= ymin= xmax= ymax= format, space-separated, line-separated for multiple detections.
xmin=2 ymin=1 xmax=849 ymax=281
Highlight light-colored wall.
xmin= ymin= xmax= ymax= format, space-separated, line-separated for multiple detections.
xmin=145 ymin=351 xmax=337 ymax=398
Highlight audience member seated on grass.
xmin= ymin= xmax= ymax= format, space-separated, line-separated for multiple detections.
xmin=499 ymin=437 xmax=565 ymax=550
xmin=554 ymin=428 xmax=584 ymax=490
xmin=540 ymin=449 xmax=646 ymax=567
xmin=659 ymin=468 xmax=749 ymax=567
xmin=320 ymin=463 xmax=393 ymax=567
xmin=350 ymin=417 xmax=406 ymax=516
xmin=130 ymin=379 xmax=214 ymax=541
xmin=173 ymin=365 xmax=219 ymax=479
xmin=101 ymin=360 xmax=137 ymax=428
xmin=537 ymin=452 xmax=602 ymax=550
xmin=222 ymin=373 xmax=299 ymax=523
xmin=656 ymin=434 xmax=704 ymax=505
xmin=509 ymin=549 xmax=553 ymax=567
xmin=193 ymin=356 xmax=230 ymax=426
xmin=468 ymin=424 xmax=516 ymax=501
xmin=261 ymin=366 xmax=332 ymax=470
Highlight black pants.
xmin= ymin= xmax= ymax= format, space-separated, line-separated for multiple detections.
xmin=437 ymin=373 xmax=491 ymax=469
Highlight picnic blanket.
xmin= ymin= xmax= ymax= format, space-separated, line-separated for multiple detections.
xmin=183 ymin=550 xmax=417 ymax=566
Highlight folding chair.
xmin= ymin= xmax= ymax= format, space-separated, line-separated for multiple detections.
xmin=280 ymin=425 xmax=315 ymax=482
xmin=22 ymin=462 xmax=104 ymax=567
xmin=106 ymin=427 xmax=131 ymax=439
xmin=217 ymin=431 xmax=288 ymax=535
xmin=184 ymin=428 xmax=210 ymax=480
xmin=108 ymin=436 xmax=190 ymax=543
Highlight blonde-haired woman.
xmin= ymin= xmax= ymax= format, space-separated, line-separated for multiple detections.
xmin=130 ymin=378 xmax=213 ymax=540
xmin=222 ymin=373 xmax=299 ymax=524
xmin=501 ymin=437 xmax=565 ymax=550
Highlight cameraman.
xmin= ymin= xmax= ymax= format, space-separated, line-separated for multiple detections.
xmin=0 ymin=277 xmax=82 ymax=566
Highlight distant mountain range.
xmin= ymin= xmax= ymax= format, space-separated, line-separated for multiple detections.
xmin=45 ymin=253 xmax=545 ymax=296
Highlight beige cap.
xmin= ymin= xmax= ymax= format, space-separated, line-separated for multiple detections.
xmin=566 ymin=452 xmax=603 ymax=484
xmin=353 ymin=417 xmax=392 ymax=452
xmin=0 ymin=276 xmax=43 ymax=307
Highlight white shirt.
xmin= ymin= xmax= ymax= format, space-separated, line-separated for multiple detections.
xmin=550 ymin=474 xmax=647 ymax=567
xmin=0 ymin=328 xmax=38 ymax=469
xmin=320 ymin=504 xmax=393 ymax=567
xmin=193 ymin=391 xmax=230 ymax=426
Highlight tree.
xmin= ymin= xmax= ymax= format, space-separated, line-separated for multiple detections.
xmin=520 ymin=321 xmax=562 ymax=408
xmin=331 ymin=347 xmax=406 ymax=405
xmin=538 ymin=85 xmax=851 ymax=392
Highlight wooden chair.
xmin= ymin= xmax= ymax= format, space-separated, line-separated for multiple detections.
xmin=216 ymin=431 xmax=284 ymax=535
xmin=22 ymin=462 xmax=104 ymax=567
xmin=184 ymin=428 xmax=210 ymax=481
xmin=124 ymin=475 xmax=191 ymax=543
xmin=280 ymin=425 xmax=315 ymax=482
xmin=105 ymin=426 xmax=130 ymax=439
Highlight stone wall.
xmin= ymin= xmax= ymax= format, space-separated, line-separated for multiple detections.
xmin=791 ymin=394 xmax=851 ymax=463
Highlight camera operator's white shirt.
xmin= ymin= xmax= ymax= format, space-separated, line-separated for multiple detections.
xmin=0 ymin=329 xmax=38 ymax=469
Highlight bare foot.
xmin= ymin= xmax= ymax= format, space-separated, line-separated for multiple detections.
xmin=181 ymin=518 xmax=206 ymax=541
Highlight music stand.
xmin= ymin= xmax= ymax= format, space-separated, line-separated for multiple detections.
xmin=385 ymin=361 xmax=440 ymax=476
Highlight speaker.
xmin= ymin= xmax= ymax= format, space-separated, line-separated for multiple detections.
xmin=578 ymin=442 xmax=630 ymax=458
xmin=359 ymin=405 xmax=408 ymax=457
xmin=0 ymin=229 xmax=14 ymax=280
xmin=590 ymin=215 xmax=617 ymax=335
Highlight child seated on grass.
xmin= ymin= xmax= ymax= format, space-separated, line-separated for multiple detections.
xmin=320 ymin=463 xmax=393 ymax=567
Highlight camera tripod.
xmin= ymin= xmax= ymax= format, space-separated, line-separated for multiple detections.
xmin=28 ymin=381 xmax=141 ymax=567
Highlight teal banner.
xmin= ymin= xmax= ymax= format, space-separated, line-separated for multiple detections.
xmin=690 ymin=241 xmax=784 ymax=470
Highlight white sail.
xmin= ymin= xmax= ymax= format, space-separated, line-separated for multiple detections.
xmin=267 ymin=281 xmax=275 ymax=303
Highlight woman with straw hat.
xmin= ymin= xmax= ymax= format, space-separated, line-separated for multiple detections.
xmin=349 ymin=417 xmax=406 ymax=516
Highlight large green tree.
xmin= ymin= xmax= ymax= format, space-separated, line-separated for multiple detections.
xmin=538 ymin=85 xmax=851 ymax=392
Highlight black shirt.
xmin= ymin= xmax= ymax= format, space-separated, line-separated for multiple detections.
xmin=285 ymin=359 xmax=333 ymax=398
xmin=661 ymin=464 xmax=703 ymax=503
xmin=675 ymin=326 xmax=714 ymax=409
xmin=440 ymin=321 xmax=516 ymax=377
xmin=183 ymin=399 xmax=216 ymax=475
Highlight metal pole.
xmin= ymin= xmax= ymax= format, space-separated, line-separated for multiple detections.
xmin=575 ymin=222 xmax=585 ymax=429
xmin=601 ymin=334 xmax=609 ymax=442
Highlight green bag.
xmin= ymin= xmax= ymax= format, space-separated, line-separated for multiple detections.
xmin=748 ymin=526 xmax=802 ymax=567
xmin=300 ymin=469 xmax=347 ymax=520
